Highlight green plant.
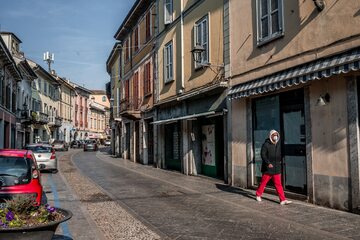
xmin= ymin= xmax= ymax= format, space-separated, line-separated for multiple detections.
xmin=0 ymin=196 xmax=64 ymax=229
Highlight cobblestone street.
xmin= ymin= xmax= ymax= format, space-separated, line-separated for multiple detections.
xmin=45 ymin=148 xmax=360 ymax=240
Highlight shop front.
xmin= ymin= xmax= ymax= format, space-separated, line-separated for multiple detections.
xmin=229 ymin=47 xmax=360 ymax=211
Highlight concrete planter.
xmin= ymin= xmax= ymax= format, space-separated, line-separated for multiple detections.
xmin=0 ymin=208 xmax=72 ymax=240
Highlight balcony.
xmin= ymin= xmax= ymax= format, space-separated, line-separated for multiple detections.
xmin=119 ymin=97 xmax=141 ymax=120
xmin=31 ymin=111 xmax=49 ymax=125
xmin=48 ymin=116 xmax=62 ymax=128
xmin=16 ymin=109 xmax=32 ymax=125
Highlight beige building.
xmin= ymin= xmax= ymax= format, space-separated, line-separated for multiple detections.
xmin=53 ymin=74 xmax=76 ymax=143
xmin=88 ymin=90 xmax=110 ymax=142
xmin=27 ymin=59 xmax=61 ymax=143
xmin=153 ymin=0 xmax=228 ymax=179
xmin=228 ymin=0 xmax=360 ymax=212
xmin=106 ymin=43 xmax=122 ymax=155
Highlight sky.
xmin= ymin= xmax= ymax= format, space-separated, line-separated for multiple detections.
xmin=0 ymin=0 xmax=135 ymax=90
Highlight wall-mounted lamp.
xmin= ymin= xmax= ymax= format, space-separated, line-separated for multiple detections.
xmin=191 ymin=45 xmax=205 ymax=64
xmin=190 ymin=45 xmax=224 ymax=69
xmin=313 ymin=0 xmax=325 ymax=11
xmin=317 ymin=93 xmax=330 ymax=106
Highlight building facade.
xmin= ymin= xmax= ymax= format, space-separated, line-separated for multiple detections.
xmin=106 ymin=43 xmax=121 ymax=156
xmin=27 ymin=59 xmax=60 ymax=143
xmin=72 ymin=84 xmax=92 ymax=141
xmin=0 ymin=35 xmax=21 ymax=148
xmin=54 ymin=74 xmax=75 ymax=143
xmin=114 ymin=0 xmax=156 ymax=164
xmin=88 ymin=90 xmax=110 ymax=142
xmin=153 ymin=0 xmax=228 ymax=179
xmin=228 ymin=0 xmax=360 ymax=212
xmin=0 ymin=32 xmax=37 ymax=148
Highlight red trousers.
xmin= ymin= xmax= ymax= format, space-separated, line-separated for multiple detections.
xmin=256 ymin=173 xmax=286 ymax=202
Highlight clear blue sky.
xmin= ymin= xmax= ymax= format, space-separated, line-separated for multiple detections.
xmin=0 ymin=0 xmax=135 ymax=90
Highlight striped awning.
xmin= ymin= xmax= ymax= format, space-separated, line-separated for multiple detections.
xmin=229 ymin=47 xmax=360 ymax=99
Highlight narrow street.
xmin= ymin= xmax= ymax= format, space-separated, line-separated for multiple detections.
xmin=43 ymin=148 xmax=360 ymax=240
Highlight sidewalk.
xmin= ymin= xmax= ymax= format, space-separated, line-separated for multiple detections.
xmin=95 ymin=150 xmax=360 ymax=240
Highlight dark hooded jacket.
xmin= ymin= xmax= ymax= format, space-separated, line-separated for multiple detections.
xmin=261 ymin=138 xmax=282 ymax=174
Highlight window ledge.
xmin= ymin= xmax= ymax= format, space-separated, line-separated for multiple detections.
xmin=257 ymin=32 xmax=284 ymax=47
xmin=164 ymin=79 xmax=174 ymax=85
xmin=144 ymin=92 xmax=152 ymax=98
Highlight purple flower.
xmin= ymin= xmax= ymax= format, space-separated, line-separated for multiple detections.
xmin=5 ymin=211 xmax=14 ymax=221
xmin=46 ymin=205 xmax=56 ymax=213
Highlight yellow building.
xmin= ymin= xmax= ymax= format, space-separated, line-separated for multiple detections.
xmin=106 ymin=42 xmax=121 ymax=155
xmin=53 ymin=74 xmax=76 ymax=143
xmin=153 ymin=0 xmax=227 ymax=179
xmin=228 ymin=0 xmax=360 ymax=212
xmin=113 ymin=0 xmax=156 ymax=164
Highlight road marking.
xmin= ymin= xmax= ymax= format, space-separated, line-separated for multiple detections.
xmin=48 ymin=174 xmax=73 ymax=238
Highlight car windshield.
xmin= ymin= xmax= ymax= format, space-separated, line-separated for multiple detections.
xmin=0 ymin=156 xmax=32 ymax=186
xmin=25 ymin=146 xmax=52 ymax=153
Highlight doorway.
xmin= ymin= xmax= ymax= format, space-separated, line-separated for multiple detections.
xmin=252 ymin=89 xmax=307 ymax=195
xmin=165 ymin=122 xmax=181 ymax=171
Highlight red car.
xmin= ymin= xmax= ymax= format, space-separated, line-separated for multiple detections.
xmin=0 ymin=149 xmax=43 ymax=206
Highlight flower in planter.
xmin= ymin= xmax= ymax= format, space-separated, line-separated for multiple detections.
xmin=0 ymin=195 xmax=65 ymax=229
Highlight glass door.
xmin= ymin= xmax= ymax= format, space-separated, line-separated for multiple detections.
xmin=280 ymin=90 xmax=307 ymax=194
xmin=252 ymin=89 xmax=307 ymax=195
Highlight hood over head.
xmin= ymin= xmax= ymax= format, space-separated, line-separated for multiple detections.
xmin=269 ymin=130 xmax=280 ymax=144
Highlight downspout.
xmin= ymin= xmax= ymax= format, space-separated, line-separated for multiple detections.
xmin=180 ymin=0 xmax=185 ymax=90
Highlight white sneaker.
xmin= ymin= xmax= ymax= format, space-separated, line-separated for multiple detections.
xmin=280 ymin=200 xmax=292 ymax=205
xmin=256 ymin=196 xmax=262 ymax=202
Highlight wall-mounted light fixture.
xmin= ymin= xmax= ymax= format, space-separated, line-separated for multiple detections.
xmin=191 ymin=45 xmax=205 ymax=64
xmin=190 ymin=45 xmax=224 ymax=69
xmin=313 ymin=0 xmax=325 ymax=11
xmin=317 ymin=93 xmax=330 ymax=106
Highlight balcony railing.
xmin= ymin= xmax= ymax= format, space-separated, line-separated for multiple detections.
xmin=31 ymin=111 xmax=49 ymax=124
xmin=120 ymin=97 xmax=142 ymax=112
xmin=48 ymin=116 xmax=62 ymax=127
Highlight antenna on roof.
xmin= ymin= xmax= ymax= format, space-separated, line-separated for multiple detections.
xmin=43 ymin=51 xmax=55 ymax=72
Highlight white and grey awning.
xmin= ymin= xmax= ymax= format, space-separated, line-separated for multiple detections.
xmin=229 ymin=47 xmax=360 ymax=99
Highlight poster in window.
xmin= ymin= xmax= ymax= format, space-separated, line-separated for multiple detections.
xmin=202 ymin=125 xmax=215 ymax=166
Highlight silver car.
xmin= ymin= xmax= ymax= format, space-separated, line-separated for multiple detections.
xmin=83 ymin=140 xmax=98 ymax=152
xmin=25 ymin=144 xmax=58 ymax=172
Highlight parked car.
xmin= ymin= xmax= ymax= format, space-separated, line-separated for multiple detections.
xmin=104 ymin=139 xmax=111 ymax=146
xmin=70 ymin=140 xmax=83 ymax=148
xmin=83 ymin=140 xmax=98 ymax=152
xmin=24 ymin=144 xmax=57 ymax=173
xmin=0 ymin=149 xmax=43 ymax=206
xmin=52 ymin=140 xmax=69 ymax=151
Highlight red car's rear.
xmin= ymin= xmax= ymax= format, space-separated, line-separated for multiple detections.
xmin=0 ymin=149 xmax=43 ymax=206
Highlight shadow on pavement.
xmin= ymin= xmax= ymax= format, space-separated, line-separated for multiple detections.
xmin=215 ymin=183 xmax=279 ymax=204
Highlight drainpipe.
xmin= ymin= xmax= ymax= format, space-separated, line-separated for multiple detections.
xmin=180 ymin=0 xmax=185 ymax=91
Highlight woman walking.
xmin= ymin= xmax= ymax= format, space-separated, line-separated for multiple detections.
xmin=256 ymin=130 xmax=292 ymax=205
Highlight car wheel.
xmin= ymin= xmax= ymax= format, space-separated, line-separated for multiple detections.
xmin=52 ymin=169 xmax=58 ymax=174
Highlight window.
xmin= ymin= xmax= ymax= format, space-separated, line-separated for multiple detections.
xmin=194 ymin=15 xmax=209 ymax=67
xmin=257 ymin=0 xmax=283 ymax=44
xmin=164 ymin=0 xmax=173 ymax=25
xmin=124 ymin=39 xmax=130 ymax=62
xmin=146 ymin=11 xmax=152 ymax=41
xmin=133 ymin=72 xmax=139 ymax=109
xmin=144 ymin=62 xmax=151 ymax=95
xmin=102 ymin=96 xmax=106 ymax=102
xmin=134 ymin=27 xmax=139 ymax=52
xmin=163 ymin=41 xmax=173 ymax=83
